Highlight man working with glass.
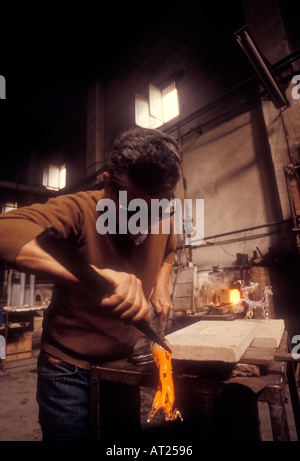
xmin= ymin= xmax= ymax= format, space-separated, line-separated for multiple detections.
xmin=0 ymin=127 xmax=181 ymax=440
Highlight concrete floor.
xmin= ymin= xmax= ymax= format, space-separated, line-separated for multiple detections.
xmin=0 ymin=328 xmax=299 ymax=442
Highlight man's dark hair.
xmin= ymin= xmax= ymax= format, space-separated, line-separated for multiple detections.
xmin=108 ymin=127 xmax=181 ymax=195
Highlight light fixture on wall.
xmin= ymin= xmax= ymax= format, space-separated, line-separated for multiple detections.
xmin=234 ymin=26 xmax=289 ymax=109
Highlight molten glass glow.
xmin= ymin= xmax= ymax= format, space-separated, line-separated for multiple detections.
xmin=147 ymin=342 xmax=183 ymax=423
xmin=230 ymin=288 xmax=241 ymax=305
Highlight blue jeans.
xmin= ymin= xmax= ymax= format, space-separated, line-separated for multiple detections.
xmin=36 ymin=350 xmax=142 ymax=441
xmin=36 ymin=351 xmax=91 ymax=441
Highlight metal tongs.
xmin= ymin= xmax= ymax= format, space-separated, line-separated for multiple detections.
xmin=36 ymin=226 xmax=172 ymax=353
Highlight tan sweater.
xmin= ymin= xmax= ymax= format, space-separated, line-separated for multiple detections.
xmin=0 ymin=190 xmax=175 ymax=369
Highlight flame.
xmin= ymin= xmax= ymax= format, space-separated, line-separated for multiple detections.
xmin=229 ymin=288 xmax=241 ymax=305
xmin=147 ymin=342 xmax=183 ymax=423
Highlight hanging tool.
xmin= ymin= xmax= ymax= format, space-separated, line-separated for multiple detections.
xmin=36 ymin=226 xmax=172 ymax=353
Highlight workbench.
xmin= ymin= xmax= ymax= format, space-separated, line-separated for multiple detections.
xmin=89 ymin=331 xmax=300 ymax=441
xmin=0 ymin=305 xmax=46 ymax=369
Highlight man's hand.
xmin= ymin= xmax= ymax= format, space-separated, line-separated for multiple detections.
xmin=16 ymin=239 xmax=150 ymax=325
xmin=92 ymin=267 xmax=150 ymax=324
xmin=150 ymin=287 xmax=173 ymax=319
xmin=150 ymin=262 xmax=173 ymax=319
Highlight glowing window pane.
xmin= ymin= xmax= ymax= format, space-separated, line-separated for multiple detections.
xmin=135 ymin=82 xmax=179 ymax=128
xmin=135 ymin=94 xmax=150 ymax=128
xmin=43 ymin=164 xmax=66 ymax=190
xmin=162 ymin=87 xmax=179 ymax=123
xmin=149 ymin=83 xmax=163 ymax=121
xmin=59 ymin=164 xmax=66 ymax=189
xmin=1 ymin=202 xmax=17 ymax=213
xmin=48 ymin=165 xmax=60 ymax=190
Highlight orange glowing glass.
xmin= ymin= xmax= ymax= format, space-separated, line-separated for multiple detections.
xmin=229 ymin=288 xmax=241 ymax=305
xmin=147 ymin=342 xmax=182 ymax=423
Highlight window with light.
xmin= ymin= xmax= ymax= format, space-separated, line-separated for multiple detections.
xmin=43 ymin=164 xmax=66 ymax=191
xmin=135 ymin=82 xmax=179 ymax=129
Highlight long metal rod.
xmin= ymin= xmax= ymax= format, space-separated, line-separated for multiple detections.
xmin=202 ymin=218 xmax=291 ymax=239
xmin=164 ymin=49 xmax=300 ymax=138
xmin=36 ymin=226 xmax=172 ymax=353
xmin=175 ymin=219 xmax=291 ymax=250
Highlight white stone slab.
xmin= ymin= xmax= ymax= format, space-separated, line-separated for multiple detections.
xmin=235 ymin=319 xmax=285 ymax=348
xmin=166 ymin=320 xmax=256 ymax=363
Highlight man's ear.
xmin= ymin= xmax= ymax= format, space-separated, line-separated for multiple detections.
xmin=103 ymin=172 xmax=111 ymax=198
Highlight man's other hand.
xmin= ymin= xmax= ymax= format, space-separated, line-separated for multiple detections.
xmin=150 ymin=287 xmax=173 ymax=319
xmin=92 ymin=266 xmax=150 ymax=324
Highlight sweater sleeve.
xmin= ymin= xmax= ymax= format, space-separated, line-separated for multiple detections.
xmin=0 ymin=193 xmax=88 ymax=264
